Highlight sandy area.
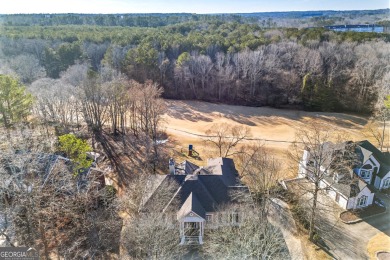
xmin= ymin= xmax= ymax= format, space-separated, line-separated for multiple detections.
xmin=162 ymin=100 xmax=368 ymax=176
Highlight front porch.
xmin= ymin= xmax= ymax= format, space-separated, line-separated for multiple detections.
xmin=179 ymin=220 xmax=204 ymax=245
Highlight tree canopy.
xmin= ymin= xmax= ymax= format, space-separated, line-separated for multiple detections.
xmin=0 ymin=74 xmax=33 ymax=128
xmin=58 ymin=134 xmax=92 ymax=174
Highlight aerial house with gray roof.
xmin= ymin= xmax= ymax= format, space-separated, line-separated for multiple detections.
xmin=297 ymin=140 xmax=390 ymax=210
xmin=142 ymin=157 xmax=251 ymax=245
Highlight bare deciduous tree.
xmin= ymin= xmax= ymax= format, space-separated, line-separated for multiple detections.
xmin=204 ymin=123 xmax=250 ymax=157
xmin=203 ymin=204 xmax=289 ymax=260
xmin=0 ymin=127 xmax=121 ymax=259
xmin=236 ymin=143 xmax=281 ymax=204
xmin=119 ymin=174 xmax=187 ymax=259
xmin=288 ymin=120 xmax=356 ymax=241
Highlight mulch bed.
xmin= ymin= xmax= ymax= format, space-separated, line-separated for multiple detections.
xmin=340 ymin=204 xmax=386 ymax=222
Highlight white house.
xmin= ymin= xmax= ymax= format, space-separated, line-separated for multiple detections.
xmin=298 ymin=141 xmax=375 ymax=210
xmin=320 ymin=173 xmax=374 ymax=210
xmin=142 ymin=157 xmax=251 ymax=245
xmin=354 ymin=140 xmax=390 ymax=190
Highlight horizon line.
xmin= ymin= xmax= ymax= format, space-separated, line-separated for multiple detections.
xmin=1 ymin=8 xmax=389 ymax=16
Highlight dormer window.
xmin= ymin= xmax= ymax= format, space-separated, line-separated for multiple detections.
xmin=360 ymin=169 xmax=371 ymax=178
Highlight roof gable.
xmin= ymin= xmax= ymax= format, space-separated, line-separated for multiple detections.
xmin=358 ymin=140 xmax=390 ymax=164
xmin=177 ymin=192 xmax=206 ymax=220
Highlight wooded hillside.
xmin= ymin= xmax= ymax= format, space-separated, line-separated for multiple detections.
xmin=0 ymin=13 xmax=389 ymax=114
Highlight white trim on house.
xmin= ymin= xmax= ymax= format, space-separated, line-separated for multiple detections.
xmin=357 ymin=195 xmax=367 ymax=207
xmin=346 ymin=186 xmax=374 ymax=210
xmin=382 ymin=177 xmax=390 ymax=189
xmin=356 ymin=154 xmax=380 ymax=185
xmin=179 ymin=211 xmax=205 ymax=245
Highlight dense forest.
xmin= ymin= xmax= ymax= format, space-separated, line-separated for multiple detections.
xmin=0 ymin=12 xmax=389 ymax=114
xmin=1 ymin=9 xmax=388 ymax=27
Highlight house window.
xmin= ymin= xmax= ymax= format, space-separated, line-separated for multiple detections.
xmin=360 ymin=170 xmax=371 ymax=178
xmin=206 ymin=214 xmax=213 ymax=222
xmin=357 ymin=195 xmax=368 ymax=207
xmin=229 ymin=212 xmax=239 ymax=224
xmin=383 ymin=178 xmax=390 ymax=188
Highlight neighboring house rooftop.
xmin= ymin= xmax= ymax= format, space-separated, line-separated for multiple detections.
xmin=357 ymin=140 xmax=390 ymax=165
xmin=323 ymin=173 xmax=367 ymax=198
xmin=378 ymin=164 xmax=390 ymax=179
xmin=356 ymin=140 xmax=390 ymax=179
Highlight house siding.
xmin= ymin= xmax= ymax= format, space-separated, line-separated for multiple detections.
xmin=320 ymin=179 xmax=348 ymax=209
xmin=298 ymin=150 xmax=310 ymax=178
xmin=354 ymin=155 xmax=380 ymax=185
xmin=380 ymin=172 xmax=390 ymax=189
xmin=338 ymin=195 xmax=348 ymax=209
xmin=375 ymin=176 xmax=382 ymax=189
xmin=346 ymin=187 xmax=374 ymax=210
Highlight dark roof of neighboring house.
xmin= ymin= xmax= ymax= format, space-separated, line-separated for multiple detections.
xmin=142 ymin=157 xmax=250 ymax=219
xmin=357 ymin=140 xmax=390 ymax=178
xmin=378 ymin=164 xmax=390 ymax=179
xmin=357 ymin=140 xmax=390 ymax=164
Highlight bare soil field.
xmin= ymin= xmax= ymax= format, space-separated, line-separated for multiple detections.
xmin=162 ymin=100 xmax=369 ymax=178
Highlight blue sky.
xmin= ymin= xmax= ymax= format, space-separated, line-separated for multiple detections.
xmin=1 ymin=0 xmax=389 ymax=14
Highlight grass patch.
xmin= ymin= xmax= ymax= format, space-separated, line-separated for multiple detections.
xmin=367 ymin=232 xmax=390 ymax=260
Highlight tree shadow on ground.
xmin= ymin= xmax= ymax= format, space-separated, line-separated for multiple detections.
xmin=318 ymin=209 xmax=370 ymax=259
xmin=94 ymin=130 xmax=162 ymax=187
xmin=165 ymin=100 xmax=368 ymax=129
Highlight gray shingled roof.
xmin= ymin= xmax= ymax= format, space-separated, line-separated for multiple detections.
xmin=357 ymin=140 xmax=390 ymax=178
xmin=358 ymin=140 xmax=390 ymax=164
xmin=204 ymin=158 xmax=239 ymax=186
xmin=323 ymin=174 xmax=369 ymax=198
xmin=177 ymin=192 xmax=206 ymax=219
xmin=378 ymin=164 xmax=390 ymax=179
xmin=142 ymin=157 xmax=250 ymax=219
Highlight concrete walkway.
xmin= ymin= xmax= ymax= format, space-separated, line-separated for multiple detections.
xmin=268 ymin=198 xmax=305 ymax=260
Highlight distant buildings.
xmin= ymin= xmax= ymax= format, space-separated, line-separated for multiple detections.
xmin=324 ymin=24 xmax=385 ymax=33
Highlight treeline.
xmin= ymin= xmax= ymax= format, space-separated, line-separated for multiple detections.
xmin=0 ymin=13 xmax=234 ymax=27
xmin=1 ymin=21 xmax=389 ymax=113
xmin=1 ymin=9 xmax=388 ymax=27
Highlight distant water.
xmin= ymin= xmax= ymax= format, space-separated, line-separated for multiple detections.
xmin=325 ymin=25 xmax=384 ymax=33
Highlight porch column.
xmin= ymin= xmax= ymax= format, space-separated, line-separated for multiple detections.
xmin=199 ymin=220 xmax=204 ymax=244
xmin=179 ymin=221 xmax=185 ymax=245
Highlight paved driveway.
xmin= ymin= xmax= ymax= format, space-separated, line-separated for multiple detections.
xmin=317 ymin=192 xmax=390 ymax=260
xmin=268 ymin=198 xmax=305 ymax=260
